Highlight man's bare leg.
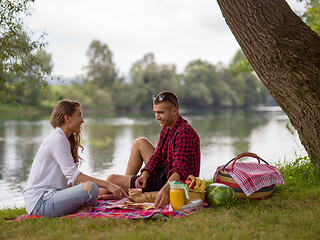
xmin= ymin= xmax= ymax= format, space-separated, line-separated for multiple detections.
xmin=125 ymin=137 xmax=155 ymax=175
xmin=103 ymin=137 xmax=155 ymax=198
xmin=106 ymin=174 xmax=132 ymax=192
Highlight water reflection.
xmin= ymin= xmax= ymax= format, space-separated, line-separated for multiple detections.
xmin=191 ymin=109 xmax=269 ymax=155
xmin=0 ymin=108 xmax=306 ymax=208
xmin=0 ymin=123 xmax=4 ymax=180
xmin=83 ymin=117 xmax=160 ymax=173
xmin=0 ymin=120 xmax=49 ymax=183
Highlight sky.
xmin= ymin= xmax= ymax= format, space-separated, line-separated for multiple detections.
xmin=26 ymin=0 xmax=305 ymax=79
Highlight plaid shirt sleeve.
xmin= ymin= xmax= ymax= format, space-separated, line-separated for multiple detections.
xmin=141 ymin=127 xmax=170 ymax=176
xmin=168 ymin=128 xmax=200 ymax=180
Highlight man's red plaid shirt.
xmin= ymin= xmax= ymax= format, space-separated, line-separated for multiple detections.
xmin=141 ymin=115 xmax=200 ymax=180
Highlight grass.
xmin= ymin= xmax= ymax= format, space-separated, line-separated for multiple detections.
xmin=1 ymin=156 xmax=320 ymax=240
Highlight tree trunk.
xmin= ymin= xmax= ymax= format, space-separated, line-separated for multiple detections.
xmin=217 ymin=0 xmax=320 ymax=165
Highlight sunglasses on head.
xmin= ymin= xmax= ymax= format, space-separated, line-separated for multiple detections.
xmin=152 ymin=94 xmax=177 ymax=107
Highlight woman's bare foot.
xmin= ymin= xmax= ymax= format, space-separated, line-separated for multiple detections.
xmin=74 ymin=205 xmax=93 ymax=214
xmin=99 ymin=187 xmax=108 ymax=195
xmin=98 ymin=193 xmax=124 ymax=200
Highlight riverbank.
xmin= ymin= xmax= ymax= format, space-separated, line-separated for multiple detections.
xmin=0 ymin=102 xmax=276 ymax=116
xmin=1 ymin=156 xmax=319 ymax=239
xmin=0 ymin=103 xmax=134 ymax=121
xmin=0 ymin=104 xmax=52 ymax=116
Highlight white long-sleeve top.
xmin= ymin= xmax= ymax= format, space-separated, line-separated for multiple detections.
xmin=23 ymin=127 xmax=82 ymax=214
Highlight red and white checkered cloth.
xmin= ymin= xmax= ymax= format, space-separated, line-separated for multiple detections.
xmin=213 ymin=162 xmax=285 ymax=196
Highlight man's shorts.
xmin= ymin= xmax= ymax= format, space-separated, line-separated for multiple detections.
xmin=130 ymin=166 xmax=168 ymax=192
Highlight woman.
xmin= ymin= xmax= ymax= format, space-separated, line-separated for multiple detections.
xmin=23 ymin=99 xmax=127 ymax=217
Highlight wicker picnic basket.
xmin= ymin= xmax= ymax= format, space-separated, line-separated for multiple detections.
xmin=216 ymin=152 xmax=275 ymax=200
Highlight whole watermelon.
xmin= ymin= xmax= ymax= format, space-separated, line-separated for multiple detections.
xmin=205 ymin=183 xmax=237 ymax=207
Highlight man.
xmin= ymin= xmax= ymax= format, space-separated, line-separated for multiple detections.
xmin=107 ymin=91 xmax=200 ymax=208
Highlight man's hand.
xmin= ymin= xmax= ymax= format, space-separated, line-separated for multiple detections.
xmin=154 ymin=172 xmax=180 ymax=208
xmin=154 ymin=187 xmax=170 ymax=208
xmin=135 ymin=171 xmax=150 ymax=188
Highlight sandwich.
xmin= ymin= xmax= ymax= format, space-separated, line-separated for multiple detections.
xmin=128 ymin=188 xmax=142 ymax=198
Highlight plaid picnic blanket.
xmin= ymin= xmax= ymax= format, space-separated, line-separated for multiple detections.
xmin=213 ymin=162 xmax=284 ymax=196
xmin=6 ymin=198 xmax=200 ymax=222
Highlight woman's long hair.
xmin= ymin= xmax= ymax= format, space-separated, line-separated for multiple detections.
xmin=50 ymin=99 xmax=84 ymax=167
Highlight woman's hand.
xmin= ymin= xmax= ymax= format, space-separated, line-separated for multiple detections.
xmin=75 ymin=173 xmax=128 ymax=198
xmin=107 ymin=182 xmax=128 ymax=198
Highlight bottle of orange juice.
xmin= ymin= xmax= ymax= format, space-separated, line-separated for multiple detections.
xmin=169 ymin=181 xmax=190 ymax=211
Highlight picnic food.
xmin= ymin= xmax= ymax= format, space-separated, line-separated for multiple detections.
xmin=129 ymin=191 xmax=158 ymax=203
xmin=205 ymin=183 xmax=237 ymax=207
xmin=170 ymin=188 xmax=185 ymax=211
xmin=128 ymin=188 xmax=142 ymax=198
xmin=124 ymin=200 xmax=156 ymax=210
xmin=185 ymin=175 xmax=205 ymax=192
xmin=169 ymin=181 xmax=190 ymax=211
xmin=185 ymin=175 xmax=206 ymax=203
xmin=186 ymin=178 xmax=196 ymax=189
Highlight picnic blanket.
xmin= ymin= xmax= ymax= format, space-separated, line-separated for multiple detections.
xmin=6 ymin=198 xmax=203 ymax=222
xmin=213 ymin=162 xmax=284 ymax=196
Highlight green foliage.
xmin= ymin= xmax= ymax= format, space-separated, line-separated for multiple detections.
xmin=0 ymin=0 xmax=52 ymax=105
xmin=277 ymin=155 xmax=320 ymax=188
xmin=2 ymin=36 xmax=271 ymax=111
xmin=181 ymin=58 xmax=268 ymax=109
xmin=53 ymin=85 xmax=91 ymax=108
xmin=112 ymin=82 xmax=141 ymax=111
xmin=92 ymin=89 xmax=114 ymax=110
xmin=17 ymin=50 xmax=53 ymax=106
xmin=129 ymin=53 xmax=180 ymax=110
xmin=229 ymin=49 xmax=253 ymax=75
xmin=86 ymin=40 xmax=117 ymax=88
xmin=227 ymin=50 xmax=269 ymax=107
xmin=48 ymin=82 xmax=114 ymax=111
xmin=4 ymin=49 xmax=271 ymax=112
xmin=298 ymin=0 xmax=320 ymax=35
xmin=181 ymin=60 xmax=216 ymax=107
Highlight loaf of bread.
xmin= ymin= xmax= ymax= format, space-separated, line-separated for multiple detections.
xmin=129 ymin=191 xmax=158 ymax=203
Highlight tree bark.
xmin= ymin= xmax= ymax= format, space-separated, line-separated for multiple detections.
xmin=217 ymin=0 xmax=320 ymax=165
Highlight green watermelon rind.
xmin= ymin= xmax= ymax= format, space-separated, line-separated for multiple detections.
xmin=205 ymin=183 xmax=237 ymax=208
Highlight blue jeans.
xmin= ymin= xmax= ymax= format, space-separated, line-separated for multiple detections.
xmin=31 ymin=182 xmax=99 ymax=217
